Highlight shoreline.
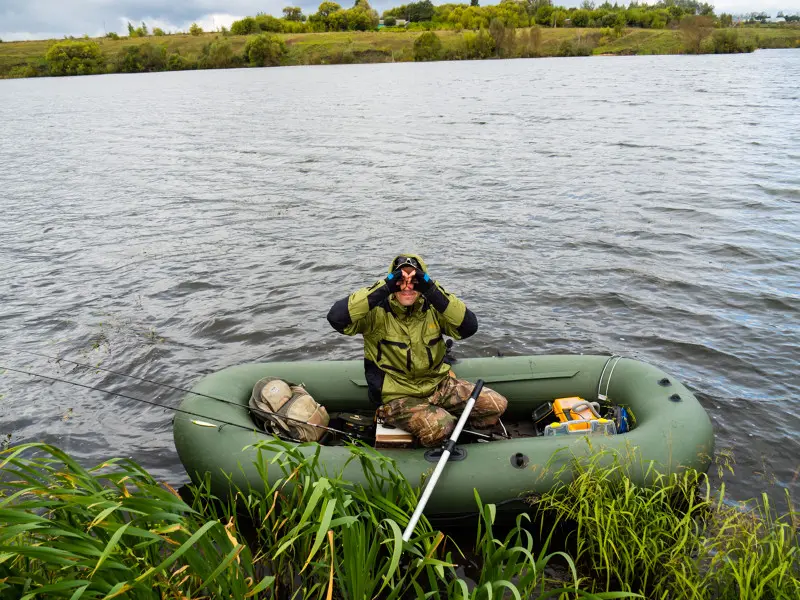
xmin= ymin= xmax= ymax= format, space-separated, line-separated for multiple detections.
xmin=2 ymin=25 xmax=799 ymax=79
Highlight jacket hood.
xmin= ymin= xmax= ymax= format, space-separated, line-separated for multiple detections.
xmin=387 ymin=253 xmax=428 ymax=274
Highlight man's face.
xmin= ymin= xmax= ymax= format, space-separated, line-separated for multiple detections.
xmin=394 ymin=266 xmax=420 ymax=306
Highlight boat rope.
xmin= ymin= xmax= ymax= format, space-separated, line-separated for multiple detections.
xmin=0 ymin=363 xmax=353 ymax=439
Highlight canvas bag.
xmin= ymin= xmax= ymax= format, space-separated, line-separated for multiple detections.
xmin=250 ymin=377 xmax=329 ymax=442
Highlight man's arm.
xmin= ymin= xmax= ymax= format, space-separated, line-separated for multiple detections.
xmin=413 ymin=271 xmax=478 ymax=340
xmin=327 ymin=270 xmax=403 ymax=335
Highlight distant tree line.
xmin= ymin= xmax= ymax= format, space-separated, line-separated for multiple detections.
xmin=226 ymin=1 xmax=747 ymax=33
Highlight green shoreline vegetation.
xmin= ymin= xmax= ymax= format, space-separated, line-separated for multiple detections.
xmin=1 ymin=1 xmax=799 ymax=79
xmin=1 ymin=441 xmax=797 ymax=598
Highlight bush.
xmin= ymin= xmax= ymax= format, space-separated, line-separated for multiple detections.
xmin=384 ymin=16 xmax=396 ymax=26
xmin=166 ymin=53 xmax=195 ymax=70
xmin=462 ymin=28 xmax=494 ymax=59
xmin=244 ymin=33 xmax=288 ymax=66
xmin=198 ymin=38 xmax=238 ymax=68
xmin=558 ymin=37 xmax=594 ymax=57
xmin=712 ymin=29 xmax=755 ymax=54
xmin=105 ymin=32 xmax=119 ymax=39
xmin=153 ymin=27 xmax=165 ymax=36
xmin=7 ymin=65 xmax=41 ymax=78
xmin=413 ymin=31 xmax=442 ymax=61
xmin=518 ymin=26 xmax=542 ymax=58
xmin=189 ymin=22 xmax=203 ymax=36
xmin=45 ymin=40 xmax=105 ymax=76
xmin=116 ymin=43 xmax=167 ymax=73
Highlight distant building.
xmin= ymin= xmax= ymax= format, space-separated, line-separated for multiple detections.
xmin=767 ymin=16 xmax=786 ymax=23
xmin=378 ymin=19 xmax=407 ymax=27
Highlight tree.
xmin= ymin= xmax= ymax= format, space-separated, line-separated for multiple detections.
xmin=282 ymin=7 xmax=306 ymax=21
xmin=489 ymin=18 xmax=515 ymax=56
xmin=413 ymin=31 xmax=442 ymax=60
xmin=571 ymin=9 xmax=591 ymax=27
xmin=680 ymin=15 xmax=713 ymax=53
xmin=406 ymin=1 xmax=435 ymax=22
xmin=153 ymin=27 xmax=165 ymax=36
xmin=231 ymin=17 xmax=260 ymax=35
xmin=255 ymin=13 xmax=284 ymax=32
xmin=518 ymin=25 xmax=542 ymax=57
xmin=534 ymin=4 xmax=554 ymax=25
xmin=189 ymin=22 xmax=203 ymax=36
xmin=136 ymin=22 xmax=148 ymax=36
xmin=317 ymin=2 xmax=342 ymax=19
xmin=244 ymin=33 xmax=288 ymax=66
xmin=471 ymin=0 xmax=479 ymax=6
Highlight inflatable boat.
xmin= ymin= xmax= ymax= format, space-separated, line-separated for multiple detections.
xmin=173 ymin=355 xmax=714 ymax=519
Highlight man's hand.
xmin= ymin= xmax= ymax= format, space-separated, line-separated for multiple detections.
xmin=384 ymin=268 xmax=406 ymax=292
xmin=412 ymin=269 xmax=434 ymax=293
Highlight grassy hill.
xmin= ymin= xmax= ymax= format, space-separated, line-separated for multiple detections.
xmin=1 ymin=25 xmax=798 ymax=78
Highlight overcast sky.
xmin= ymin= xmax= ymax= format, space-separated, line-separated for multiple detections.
xmin=2 ymin=1 xmax=798 ymax=41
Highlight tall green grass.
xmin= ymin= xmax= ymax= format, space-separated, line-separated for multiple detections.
xmin=1 ymin=440 xmax=796 ymax=599
xmin=0 ymin=443 xmax=273 ymax=598
xmin=533 ymin=451 xmax=799 ymax=599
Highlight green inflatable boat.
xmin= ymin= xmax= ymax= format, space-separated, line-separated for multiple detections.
xmin=173 ymin=355 xmax=714 ymax=519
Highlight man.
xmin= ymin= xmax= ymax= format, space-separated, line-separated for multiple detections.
xmin=327 ymin=254 xmax=507 ymax=447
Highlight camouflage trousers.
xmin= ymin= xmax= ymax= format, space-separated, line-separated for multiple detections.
xmin=376 ymin=375 xmax=508 ymax=448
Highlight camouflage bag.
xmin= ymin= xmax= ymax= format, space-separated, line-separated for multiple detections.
xmin=250 ymin=377 xmax=329 ymax=442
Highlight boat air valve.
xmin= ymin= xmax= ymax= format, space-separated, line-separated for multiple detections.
xmin=510 ymin=453 xmax=529 ymax=469
xmin=669 ymin=394 xmax=682 ymax=402
xmin=658 ymin=378 xmax=671 ymax=386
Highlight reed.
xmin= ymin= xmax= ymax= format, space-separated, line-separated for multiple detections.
xmin=0 ymin=442 xmax=273 ymax=598
xmin=532 ymin=450 xmax=799 ymax=599
xmin=1 ymin=440 xmax=795 ymax=599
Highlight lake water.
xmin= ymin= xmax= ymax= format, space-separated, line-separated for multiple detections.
xmin=1 ymin=50 xmax=798 ymax=505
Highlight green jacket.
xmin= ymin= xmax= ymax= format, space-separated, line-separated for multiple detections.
xmin=327 ymin=254 xmax=478 ymax=404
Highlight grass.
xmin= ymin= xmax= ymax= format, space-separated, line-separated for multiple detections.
xmin=532 ymin=451 xmax=800 ymax=599
xmin=2 ymin=25 xmax=799 ymax=77
xmin=1 ymin=440 xmax=797 ymax=599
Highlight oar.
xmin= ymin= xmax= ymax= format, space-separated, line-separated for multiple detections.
xmin=402 ymin=379 xmax=484 ymax=542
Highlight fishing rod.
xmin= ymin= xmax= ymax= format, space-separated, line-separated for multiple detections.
xmin=4 ymin=349 xmax=510 ymax=442
xmin=0 ymin=364 xmax=354 ymax=439
xmin=5 ymin=348 xmax=355 ymax=436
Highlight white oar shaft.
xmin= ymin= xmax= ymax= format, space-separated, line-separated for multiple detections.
xmin=402 ymin=379 xmax=484 ymax=542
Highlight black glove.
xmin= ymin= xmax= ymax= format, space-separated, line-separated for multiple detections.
xmin=414 ymin=270 xmax=451 ymax=313
xmin=412 ymin=269 xmax=434 ymax=293
xmin=383 ymin=268 xmax=405 ymax=293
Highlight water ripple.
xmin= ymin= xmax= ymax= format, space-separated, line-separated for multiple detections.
xmin=1 ymin=50 xmax=798 ymax=503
